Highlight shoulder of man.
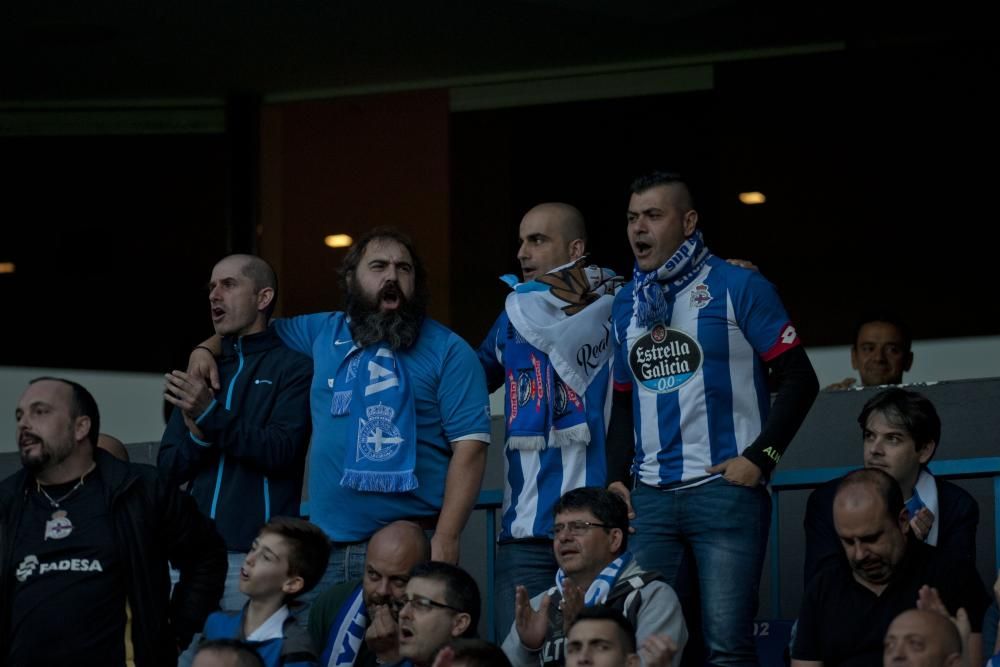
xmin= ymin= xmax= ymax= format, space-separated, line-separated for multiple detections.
xmin=0 ymin=467 xmax=28 ymax=497
xmin=612 ymin=280 xmax=636 ymax=307
xmin=264 ymin=336 xmax=315 ymax=372
xmin=281 ymin=612 xmax=319 ymax=662
xmin=935 ymin=476 xmax=979 ymax=513
xmin=415 ymin=318 xmax=481 ymax=359
xmin=309 ymin=579 xmax=363 ymax=645
xmin=807 ymin=477 xmax=841 ymax=511
xmin=313 ymin=579 xmax=363 ymax=620
xmin=94 ymin=449 xmax=148 ymax=492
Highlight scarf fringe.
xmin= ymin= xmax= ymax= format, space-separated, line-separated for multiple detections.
xmin=340 ymin=469 xmax=418 ymax=493
xmin=331 ymin=390 xmax=353 ymax=416
xmin=549 ymin=423 xmax=591 ymax=449
xmin=507 ymin=435 xmax=547 ymax=451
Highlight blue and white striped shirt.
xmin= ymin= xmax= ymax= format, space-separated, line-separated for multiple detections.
xmin=479 ymin=311 xmax=612 ymax=540
xmin=612 ymin=256 xmax=800 ymax=488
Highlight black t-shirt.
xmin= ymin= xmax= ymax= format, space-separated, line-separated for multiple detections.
xmin=792 ymin=539 xmax=991 ymax=667
xmin=8 ymin=476 xmax=126 ymax=667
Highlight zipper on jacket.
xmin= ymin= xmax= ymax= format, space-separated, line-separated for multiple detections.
xmin=263 ymin=477 xmax=271 ymax=522
xmin=211 ymin=337 xmax=245 ymax=520
xmin=210 ymin=455 xmax=225 ymax=519
xmin=225 ymin=338 xmax=245 ymax=411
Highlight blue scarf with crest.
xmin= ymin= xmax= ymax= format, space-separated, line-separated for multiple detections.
xmin=632 ymin=230 xmax=711 ymax=329
xmin=331 ymin=342 xmax=418 ymax=492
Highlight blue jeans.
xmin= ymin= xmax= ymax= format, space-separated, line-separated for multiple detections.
xmin=494 ymin=540 xmax=558 ymax=642
xmin=631 ymin=478 xmax=771 ymax=667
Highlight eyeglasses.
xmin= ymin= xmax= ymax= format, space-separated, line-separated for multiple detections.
xmin=391 ymin=593 xmax=464 ymax=614
xmin=552 ymin=520 xmax=613 ymax=537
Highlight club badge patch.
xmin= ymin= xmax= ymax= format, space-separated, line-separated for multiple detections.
xmin=690 ymin=283 xmax=712 ymax=309
xmin=552 ymin=379 xmax=582 ymax=418
xmin=44 ymin=510 xmax=73 ymax=540
xmin=517 ymin=370 xmax=534 ymax=407
xmin=357 ymin=404 xmax=404 ymax=463
xmin=628 ymin=324 xmax=703 ymax=393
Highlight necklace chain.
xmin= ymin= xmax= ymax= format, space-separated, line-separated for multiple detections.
xmin=38 ymin=478 xmax=85 ymax=508
xmin=36 ymin=463 xmax=95 ymax=508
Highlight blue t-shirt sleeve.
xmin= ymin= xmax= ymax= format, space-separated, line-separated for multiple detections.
xmin=438 ymin=335 xmax=492 ymax=442
xmin=477 ymin=313 xmax=507 ymax=392
xmin=273 ymin=313 xmax=331 ymax=357
xmin=731 ymin=270 xmax=800 ymax=361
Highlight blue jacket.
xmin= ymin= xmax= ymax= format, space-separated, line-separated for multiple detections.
xmin=159 ymin=327 xmax=313 ymax=551
xmin=203 ymin=605 xmax=317 ymax=667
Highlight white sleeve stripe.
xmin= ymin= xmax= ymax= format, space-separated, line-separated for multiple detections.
xmin=450 ymin=432 xmax=491 ymax=443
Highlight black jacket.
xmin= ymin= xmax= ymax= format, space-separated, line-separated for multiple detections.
xmin=158 ymin=327 xmax=313 ymax=551
xmin=0 ymin=450 xmax=227 ymax=666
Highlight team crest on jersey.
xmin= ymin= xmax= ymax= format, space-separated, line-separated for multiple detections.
xmin=690 ymin=283 xmax=712 ymax=309
xmin=629 ymin=325 xmax=703 ymax=393
xmin=357 ymin=404 xmax=404 ymax=463
xmin=44 ymin=510 xmax=73 ymax=540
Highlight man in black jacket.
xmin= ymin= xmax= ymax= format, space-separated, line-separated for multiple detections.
xmin=2 ymin=377 xmax=226 ymax=666
xmin=802 ymin=388 xmax=978 ymax=585
xmin=159 ymin=254 xmax=312 ymax=611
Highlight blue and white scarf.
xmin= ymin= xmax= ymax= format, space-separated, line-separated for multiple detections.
xmin=503 ymin=258 xmax=621 ymax=395
xmin=320 ymin=584 xmax=368 ymax=667
xmin=331 ymin=342 xmax=418 ymax=493
xmin=632 ymin=231 xmax=710 ymax=329
xmin=906 ymin=468 xmax=940 ymax=545
xmin=501 ymin=332 xmax=588 ymax=451
xmin=555 ymin=551 xmax=633 ymax=607
xmin=501 ymin=258 xmax=620 ymax=451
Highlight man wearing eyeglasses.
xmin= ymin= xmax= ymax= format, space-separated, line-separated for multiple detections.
xmin=501 ymin=487 xmax=686 ymax=667
xmin=397 ymin=561 xmax=481 ymax=667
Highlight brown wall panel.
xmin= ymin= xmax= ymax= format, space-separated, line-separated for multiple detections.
xmin=259 ymin=91 xmax=451 ymax=323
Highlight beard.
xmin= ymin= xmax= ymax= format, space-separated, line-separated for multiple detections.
xmin=347 ymin=282 xmax=426 ymax=350
xmin=20 ymin=446 xmax=52 ymax=472
xmin=19 ymin=432 xmax=72 ymax=473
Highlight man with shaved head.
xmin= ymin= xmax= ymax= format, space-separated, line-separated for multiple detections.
xmin=883 ymin=609 xmax=963 ymax=667
xmin=791 ymin=469 xmax=989 ymax=667
xmin=478 ymin=203 xmax=622 ymax=637
xmin=309 ymin=520 xmax=431 ymax=666
xmin=159 ymin=253 xmax=313 ymax=611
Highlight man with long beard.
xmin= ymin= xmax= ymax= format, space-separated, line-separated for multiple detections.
xmin=188 ymin=228 xmax=491 ymax=596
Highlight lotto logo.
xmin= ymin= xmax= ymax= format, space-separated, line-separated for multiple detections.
xmin=16 ymin=555 xmax=38 ymax=582
xmin=781 ymin=325 xmax=798 ymax=345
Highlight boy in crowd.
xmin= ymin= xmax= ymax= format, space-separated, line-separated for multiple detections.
xmin=200 ymin=517 xmax=332 ymax=667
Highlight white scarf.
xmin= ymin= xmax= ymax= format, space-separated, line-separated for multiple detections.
xmin=503 ymin=257 xmax=621 ymax=395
